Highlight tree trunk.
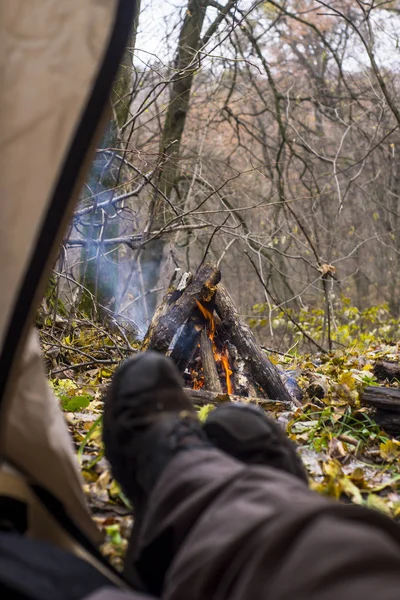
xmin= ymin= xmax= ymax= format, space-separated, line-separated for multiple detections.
xmin=139 ymin=0 xmax=209 ymax=317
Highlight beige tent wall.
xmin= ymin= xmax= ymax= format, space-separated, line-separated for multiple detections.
xmin=0 ymin=0 xmax=135 ymax=551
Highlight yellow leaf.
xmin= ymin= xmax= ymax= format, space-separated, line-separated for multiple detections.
xmin=340 ymin=477 xmax=363 ymax=505
xmin=100 ymin=368 xmax=113 ymax=378
xmin=322 ymin=459 xmax=342 ymax=479
xmin=109 ymin=479 xmax=121 ymax=497
xmin=339 ymin=371 xmax=356 ymax=390
xmin=366 ymin=494 xmax=391 ymax=516
xmin=379 ymin=439 xmax=400 ymax=463
xmin=97 ymin=470 xmax=111 ymax=490
xmin=197 ymin=404 xmax=215 ymax=423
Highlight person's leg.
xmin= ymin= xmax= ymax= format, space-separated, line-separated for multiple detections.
xmin=136 ymin=448 xmax=400 ymax=600
xmin=103 ymin=353 xmax=400 ymax=600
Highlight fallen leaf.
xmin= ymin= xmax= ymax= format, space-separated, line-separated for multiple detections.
xmin=366 ymin=493 xmax=391 ymax=516
xmin=379 ymin=439 xmax=400 ymax=463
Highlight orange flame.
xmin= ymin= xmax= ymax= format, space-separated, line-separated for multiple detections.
xmin=195 ymin=299 xmax=215 ymax=339
xmin=221 ymin=350 xmax=233 ymax=395
xmin=191 ymin=367 xmax=205 ymax=390
xmin=193 ymin=377 xmax=204 ymax=390
xmin=196 ymin=300 xmax=233 ymax=395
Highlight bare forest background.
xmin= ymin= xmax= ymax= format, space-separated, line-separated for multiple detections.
xmin=49 ymin=0 xmax=400 ymax=355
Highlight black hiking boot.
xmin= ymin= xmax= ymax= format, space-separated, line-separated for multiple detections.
xmin=203 ymin=403 xmax=308 ymax=483
xmin=102 ymin=351 xmax=210 ymax=593
xmin=103 ymin=351 xmax=208 ymax=509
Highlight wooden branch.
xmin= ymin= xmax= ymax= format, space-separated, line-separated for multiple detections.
xmin=147 ymin=263 xmax=221 ymax=354
xmin=215 ymin=284 xmax=297 ymax=405
xmin=185 ymin=387 xmax=294 ymax=411
xmin=361 ymin=386 xmax=400 ymax=411
xmin=200 ymin=329 xmax=223 ymax=393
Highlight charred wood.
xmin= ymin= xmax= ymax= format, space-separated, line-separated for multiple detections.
xmin=170 ymin=321 xmax=201 ymax=372
xmin=142 ymin=269 xmax=192 ymax=351
xmin=144 ymin=263 xmax=220 ymax=354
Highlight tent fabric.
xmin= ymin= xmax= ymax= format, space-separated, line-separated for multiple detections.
xmin=3 ymin=329 xmax=101 ymax=544
xmin=0 ymin=0 xmax=117 ymax=391
xmin=0 ymin=0 xmax=135 ymax=557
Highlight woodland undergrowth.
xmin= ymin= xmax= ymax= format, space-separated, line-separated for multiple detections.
xmin=39 ymin=299 xmax=400 ymax=568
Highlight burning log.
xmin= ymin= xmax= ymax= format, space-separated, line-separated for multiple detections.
xmin=215 ymin=284 xmax=296 ymax=405
xmin=144 ymin=263 xmax=221 ymax=354
xmin=142 ymin=268 xmax=192 ymax=351
xmin=142 ymin=264 xmax=296 ymax=406
xmin=200 ymin=329 xmax=222 ymax=393
xmin=170 ymin=320 xmax=201 ymax=372
xmin=196 ymin=298 xmax=233 ymax=394
xmin=226 ymin=342 xmax=259 ymax=397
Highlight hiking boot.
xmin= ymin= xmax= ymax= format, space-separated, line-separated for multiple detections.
xmin=102 ymin=351 xmax=208 ymax=510
xmin=103 ymin=351 xmax=211 ymax=593
xmin=203 ymin=403 xmax=308 ymax=483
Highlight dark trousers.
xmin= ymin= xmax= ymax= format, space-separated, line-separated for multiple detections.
xmin=125 ymin=448 xmax=400 ymax=600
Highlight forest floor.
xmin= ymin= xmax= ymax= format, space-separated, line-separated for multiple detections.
xmin=43 ymin=327 xmax=400 ymax=568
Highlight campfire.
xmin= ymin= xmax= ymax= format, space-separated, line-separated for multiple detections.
xmin=142 ymin=264 xmax=301 ymax=409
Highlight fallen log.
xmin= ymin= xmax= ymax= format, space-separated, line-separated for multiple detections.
xmin=215 ymin=284 xmax=297 ymax=405
xmin=374 ymin=410 xmax=400 ymax=437
xmin=144 ymin=263 xmax=221 ymax=354
xmin=185 ymin=387 xmax=294 ymax=411
xmin=373 ymin=361 xmax=400 ymax=383
xmin=361 ymin=386 xmax=400 ymax=411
